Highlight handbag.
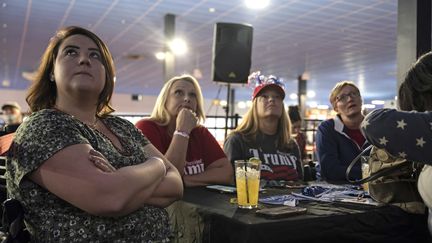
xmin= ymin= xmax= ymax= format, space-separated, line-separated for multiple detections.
xmin=346 ymin=145 xmax=425 ymax=214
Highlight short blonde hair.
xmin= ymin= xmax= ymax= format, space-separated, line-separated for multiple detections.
xmin=150 ymin=74 xmax=205 ymax=126
xmin=329 ymin=81 xmax=360 ymax=109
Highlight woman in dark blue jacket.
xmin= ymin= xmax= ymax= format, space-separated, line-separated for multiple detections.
xmin=316 ymin=81 xmax=369 ymax=182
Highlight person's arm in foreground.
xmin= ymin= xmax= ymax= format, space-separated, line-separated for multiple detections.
xmin=29 ymin=143 xmax=183 ymax=217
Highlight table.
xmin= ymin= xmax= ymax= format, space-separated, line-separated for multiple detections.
xmin=178 ymin=186 xmax=431 ymax=243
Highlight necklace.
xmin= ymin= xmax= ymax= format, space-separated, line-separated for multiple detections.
xmin=53 ymin=107 xmax=99 ymax=129
xmin=86 ymin=117 xmax=99 ymax=129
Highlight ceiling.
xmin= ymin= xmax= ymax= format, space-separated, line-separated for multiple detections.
xmin=0 ymin=0 xmax=398 ymax=108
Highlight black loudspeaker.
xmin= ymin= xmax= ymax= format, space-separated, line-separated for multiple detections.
xmin=212 ymin=23 xmax=253 ymax=83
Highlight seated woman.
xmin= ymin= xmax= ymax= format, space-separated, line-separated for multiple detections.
xmin=288 ymin=105 xmax=307 ymax=162
xmin=315 ymin=81 xmax=369 ymax=182
xmin=362 ymin=51 xmax=432 ymax=234
xmin=135 ymin=74 xmax=233 ymax=187
xmin=224 ymin=71 xmax=303 ymax=184
xmin=6 ymin=26 xmax=183 ymax=242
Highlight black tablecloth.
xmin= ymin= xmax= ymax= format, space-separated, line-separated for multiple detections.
xmin=181 ymin=187 xmax=431 ymax=243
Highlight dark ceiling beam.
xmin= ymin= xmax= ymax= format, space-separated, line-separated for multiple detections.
xmin=397 ymin=0 xmax=431 ymax=89
xmin=164 ymin=13 xmax=176 ymax=83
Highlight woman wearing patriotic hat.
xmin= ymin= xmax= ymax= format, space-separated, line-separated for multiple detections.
xmin=224 ymin=71 xmax=303 ymax=182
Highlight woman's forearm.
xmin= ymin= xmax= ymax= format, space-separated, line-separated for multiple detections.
xmin=164 ymin=135 xmax=189 ymax=175
xmin=183 ymin=159 xmax=234 ymax=187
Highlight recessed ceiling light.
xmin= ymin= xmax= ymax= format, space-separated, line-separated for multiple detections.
xmin=2 ymin=23 xmax=7 ymax=28
xmin=2 ymin=3 xmax=6 ymax=8
xmin=209 ymin=8 xmax=215 ymax=12
xmin=168 ymin=38 xmax=188 ymax=55
xmin=155 ymin=52 xmax=165 ymax=60
xmin=2 ymin=80 xmax=10 ymax=87
xmin=121 ymin=19 xmax=126 ymax=24
xmin=289 ymin=93 xmax=298 ymax=100
xmin=307 ymin=90 xmax=316 ymax=98
xmin=245 ymin=0 xmax=269 ymax=9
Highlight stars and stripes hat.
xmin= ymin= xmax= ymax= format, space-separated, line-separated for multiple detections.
xmin=248 ymin=71 xmax=285 ymax=100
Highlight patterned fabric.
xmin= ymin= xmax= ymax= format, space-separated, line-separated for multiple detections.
xmin=362 ymin=108 xmax=432 ymax=163
xmin=6 ymin=109 xmax=171 ymax=242
xmin=224 ymin=132 xmax=303 ymax=181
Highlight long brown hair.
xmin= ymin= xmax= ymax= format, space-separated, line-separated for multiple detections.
xmin=399 ymin=52 xmax=432 ymax=112
xmin=26 ymin=26 xmax=116 ymax=116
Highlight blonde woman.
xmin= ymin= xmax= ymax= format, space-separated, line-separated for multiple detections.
xmin=224 ymin=71 xmax=303 ymax=182
xmin=136 ymin=74 xmax=233 ymax=187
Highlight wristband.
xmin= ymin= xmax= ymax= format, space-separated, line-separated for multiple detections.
xmin=174 ymin=130 xmax=190 ymax=139
xmin=149 ymin=156 xmax=167 ymax=175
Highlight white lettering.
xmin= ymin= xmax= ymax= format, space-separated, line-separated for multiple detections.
xmin=184 ymin=160 xmax=205 ymax=175
xmin=249 ymin=149 xmax=260 ymax=159
xmin=270 ymin=154 xmax=279 ymax=165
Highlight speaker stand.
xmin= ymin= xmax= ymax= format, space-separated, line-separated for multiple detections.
xmin=224 ymin=83 xmax=231 ymax=140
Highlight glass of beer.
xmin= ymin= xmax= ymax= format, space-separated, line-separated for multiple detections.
xmin=235 ymin=158 xmax=261 ymax=209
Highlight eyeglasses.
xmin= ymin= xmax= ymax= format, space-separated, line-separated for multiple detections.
xmin=336 ymin=91 xmax=360 ymax=103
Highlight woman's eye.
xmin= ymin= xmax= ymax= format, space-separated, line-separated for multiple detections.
xmin=174 ymin=90 xmax=183 ymax=96
xmin=65 ymin=49 xmax=77 ymax=56
xmin=90 ymin=52 xmax=101 ymax=59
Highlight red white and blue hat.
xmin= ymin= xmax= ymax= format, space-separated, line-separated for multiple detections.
xmin=248 ymin=71 xmax=285 ymax=99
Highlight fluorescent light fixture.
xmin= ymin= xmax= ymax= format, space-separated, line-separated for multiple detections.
xmin=245 ymin=0 xmax=270 ymax=9
xmin=363 ymin=104 xmax=376 ymax=109
xmin=317 ymin=105 xmax=329 ymax=110
xmin=307 ymin=90 xmax=316 ymax=98
xmin=289 ymin=93 xmax=298 ymax=100
xmin=371 ymin=100 xmax=385 ymax=105
xmin=219 ymin=100 xmax=228 ymax=106
xmin=168 ymin=38 xmax=188 ymax=55
xmin=237 ymin=101 xmax=246 ymax=109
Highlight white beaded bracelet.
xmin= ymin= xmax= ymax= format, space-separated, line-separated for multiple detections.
xmin=174 ymin=130 xmax=190 ymax=139
xmin=149 ymin=156 xmax=167 ymax=175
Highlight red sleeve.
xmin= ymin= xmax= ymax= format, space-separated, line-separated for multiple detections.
xmin=193 ymin=126 xmax=227 ymax=167
xmin=135 ymin=119 xmax=167 ymax=153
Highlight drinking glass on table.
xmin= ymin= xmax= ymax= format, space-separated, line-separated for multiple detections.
xmin=235 ymin=158 xmax=261 ymax=209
